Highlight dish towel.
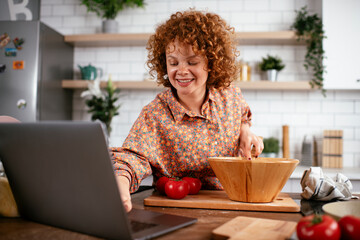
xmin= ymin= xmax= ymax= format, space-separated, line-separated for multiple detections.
xmin=300 ymin=167 xmax=358 ymax=201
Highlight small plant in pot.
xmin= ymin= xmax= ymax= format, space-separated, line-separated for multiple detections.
xmin=81 ymin=0 xmax=145 ymax=33
xmin=259 ymin=55 xmax=285 ymax=81
xmin=261 ymin=137 xmax=280 ymax=158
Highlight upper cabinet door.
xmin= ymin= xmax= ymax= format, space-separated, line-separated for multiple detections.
xmin=323 ymin=0 xmax=360 ymax=89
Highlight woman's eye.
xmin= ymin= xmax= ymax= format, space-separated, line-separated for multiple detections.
xmin=189 ymin=62 xmax=198 ymax=66
xmin=169 ymin=62 xmax=177 ymax=66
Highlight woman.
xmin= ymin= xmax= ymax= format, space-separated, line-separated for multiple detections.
xmin=112 ymin=10 xmax=264 ymax=212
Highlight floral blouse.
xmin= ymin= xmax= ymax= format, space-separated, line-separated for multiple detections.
xmin=111 ymin=86 xmax=252 ymax=193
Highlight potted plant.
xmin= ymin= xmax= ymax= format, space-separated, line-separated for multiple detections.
xmin=81 ymin=0 xmax=145 ymax=33
xmin=261 ymin=137 xmax=280 ymax=158
xmin=291 ymin=6 xmax=326 ymax=96
xmin=81 ymin=76 xmax=121 ymax=137
xmin=259 ymin=55 xmax=285 ymax=81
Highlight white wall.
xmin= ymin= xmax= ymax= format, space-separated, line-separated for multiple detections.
xmin=41 ymin=0 xmax=360 ymax=167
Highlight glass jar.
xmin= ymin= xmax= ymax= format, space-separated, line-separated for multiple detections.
xmin=239 ymin=62 xmax=251 ymax=81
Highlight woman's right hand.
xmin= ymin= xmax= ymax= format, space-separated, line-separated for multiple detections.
xmin=116 ymin=176 xmax=132 ymax=212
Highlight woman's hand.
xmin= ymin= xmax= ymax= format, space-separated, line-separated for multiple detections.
xmin=116 ymin=176 xmax=132 ymax=212
xmin=239 ymin=123 xmax=264 ymax=159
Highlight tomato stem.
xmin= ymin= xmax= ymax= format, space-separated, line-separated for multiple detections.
xmin=311 ymin=214 xmax=323 ymax=225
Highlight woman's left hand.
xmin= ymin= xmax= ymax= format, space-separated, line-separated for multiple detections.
xmin=238 ymin=123 xmax=264 ymax=160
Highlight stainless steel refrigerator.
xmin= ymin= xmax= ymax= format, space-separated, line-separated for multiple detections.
xmin=0 ymin=21 xmax=73 ymax=122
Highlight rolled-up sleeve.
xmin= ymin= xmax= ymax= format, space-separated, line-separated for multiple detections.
xmin=111 ymin=109 xmax=156 ymax=193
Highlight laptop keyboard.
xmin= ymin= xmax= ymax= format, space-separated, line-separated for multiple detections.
xmin=130 ymin=220 xmax=158 ymax=233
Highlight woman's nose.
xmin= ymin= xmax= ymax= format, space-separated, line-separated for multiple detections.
xmin=178 ymin=63 xmax=189 ymax=74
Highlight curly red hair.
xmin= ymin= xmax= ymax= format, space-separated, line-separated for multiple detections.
xmin=146 ymin=10 xmax=239 ymax=89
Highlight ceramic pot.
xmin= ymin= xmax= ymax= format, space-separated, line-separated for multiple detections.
xmin=102 ymin=19 xmax=118 ymax=33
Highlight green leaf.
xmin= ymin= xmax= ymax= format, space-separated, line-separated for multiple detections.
xmin=291 ymin=6 xmax=326 ymax=96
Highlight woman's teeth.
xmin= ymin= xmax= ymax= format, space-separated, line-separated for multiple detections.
xmin=177 ymin=79 xmax=193 ymax=83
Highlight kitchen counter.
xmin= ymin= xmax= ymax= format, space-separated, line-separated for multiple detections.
xmin=1 ymin=189 xmax=359 ymax=240
xmin=0 ymin=189 xmax=304 ymax=240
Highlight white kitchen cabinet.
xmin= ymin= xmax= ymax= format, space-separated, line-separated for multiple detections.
xmin=323 ymin=0 xmax=360 ymax=89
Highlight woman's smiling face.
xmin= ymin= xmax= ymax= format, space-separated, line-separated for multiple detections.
xmin=166 ymin=40 xmax=209 ymax=100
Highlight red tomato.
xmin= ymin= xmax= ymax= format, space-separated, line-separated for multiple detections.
xmin=165 ymin=179 xmax=189 ymax=199
xmin=338 ymin=215 xmax=360 ymax=240
xmin=183 ymin=177 xmax=202 ymax=195
xmin=296 ymin=214 xmax=340 ymax=240
xmin=155 ymin=176 xmax=170 ymax=195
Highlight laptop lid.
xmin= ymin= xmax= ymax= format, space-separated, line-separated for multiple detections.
xmin=0 ymin=122 xmax=196 ymax=240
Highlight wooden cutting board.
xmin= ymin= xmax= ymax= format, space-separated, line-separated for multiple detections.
xmin=144 ymin=190 xmax=300 ymax=212
xmin=212 ymin=216 xmax=297 ymax=240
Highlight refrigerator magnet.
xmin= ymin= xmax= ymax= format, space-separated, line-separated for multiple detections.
xmin=13 ymin=38 xmax=24 ymax=50
xmin=5 ymin=48 xmax=17 ymax=57
xmin=13 ymin=61 xmax=24 ymax=70
xmin=0 ymin=64 xmax=6 ymax=73
xmin=0 ymin=33 xmax=11 ymax=48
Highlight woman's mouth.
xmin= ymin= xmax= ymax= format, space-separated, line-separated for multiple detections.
xmin=176 ymin=78 xmax=194 ymax=87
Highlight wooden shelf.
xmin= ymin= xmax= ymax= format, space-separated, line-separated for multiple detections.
xmin=62 ymin=80 xmax=312 ymax=90
xmin=64 ymin=31 xmax=304 ymax=47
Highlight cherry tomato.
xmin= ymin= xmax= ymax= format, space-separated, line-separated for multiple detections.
xmin=296 ymin=214 xmax=340 ymax=240
xmin=155 ymin=176 xmax=170 ymax=195
xmin=183 ymin=177 xmax=202 ymax=195
xmin=338 ymin=215 xmax=360 ymax=240
xmin=164 ymin=179 xmax=189 ymax=199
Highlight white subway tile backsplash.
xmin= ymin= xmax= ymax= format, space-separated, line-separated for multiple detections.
xmin=243 ymin=24 xmax=269 ymax=31
xmin=192 ymin=0 xmax=218 ymax=12
xmin=282 ymin=11 xmax=297 ymax=23
xmin=63 ymin=16 xmax=86 ymax=27
xmin=282 ymin=114 xmax=308 ymax=126
xmin=256 ymin=113 xmax=283 ymax=126
xmin=107 ymin=63 xmax=131 ymax=74
xmin=63 ymin=0 xmax=80 ymax=4
xmin=270 ymin=0 xmax=295 ymax=11
xmin=169 ymin=1 xmax=196 ymax=13
xmin=42 ymin=0 xmax=64 ymax=5
xmin=308 ymin=114 xmax=335 ymax=127
xmin=40 ymin=6 xmax=52 ymax=16
xmin=295 ymin=100 xmax=321 ymax=113
xmin=75 ymin=51 xmax=96 ymax=63
xmin=344 ymin=140 xmax=360 ymax=153
xmin=231 ymin=12 xmax=256 ymax=24
xmin=132 ymin=14 xmax=157 ymax=26
xmin=52 ymin=5 xmax=75 ymax=16
xmin=322 ymin=101 xmax=354 ymax=113
xmin=335 ymin=91 xmax=360 ymax=100
xmin=41 ymin=17 xmax=63 ymax=28
xmin=283 ymin=91 xmax=308 ymax=100
xmin=96 ymin=51 xmax=119 ymax=62
xmin=270 ymin=100 xmax=295 ymax=113
xmin=247 ymin=100 xmax=270 ymax=112
xmin=244 ymin=0 xmax=269 ymax=11
xmin=335 ymin=115 xmax=360 ymax=127
xmin=219 ymin=1 xmax=244 ymax=12
xmin=145 ymin=1 xmax=169 ymax=13
xmin=356 ymin=102 xmax=360 ymax=113
xmin=256 ymin=12 xmax=282 ymax=24
xmin=342 ymin=154 xmax=354 ymax=168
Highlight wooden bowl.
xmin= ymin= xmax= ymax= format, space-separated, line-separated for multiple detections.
xmin=207 ymin=157 xmax=299 ymax=203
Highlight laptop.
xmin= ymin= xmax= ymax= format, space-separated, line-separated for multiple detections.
xmin=0 ymin=121 xmax=196 ymax=240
